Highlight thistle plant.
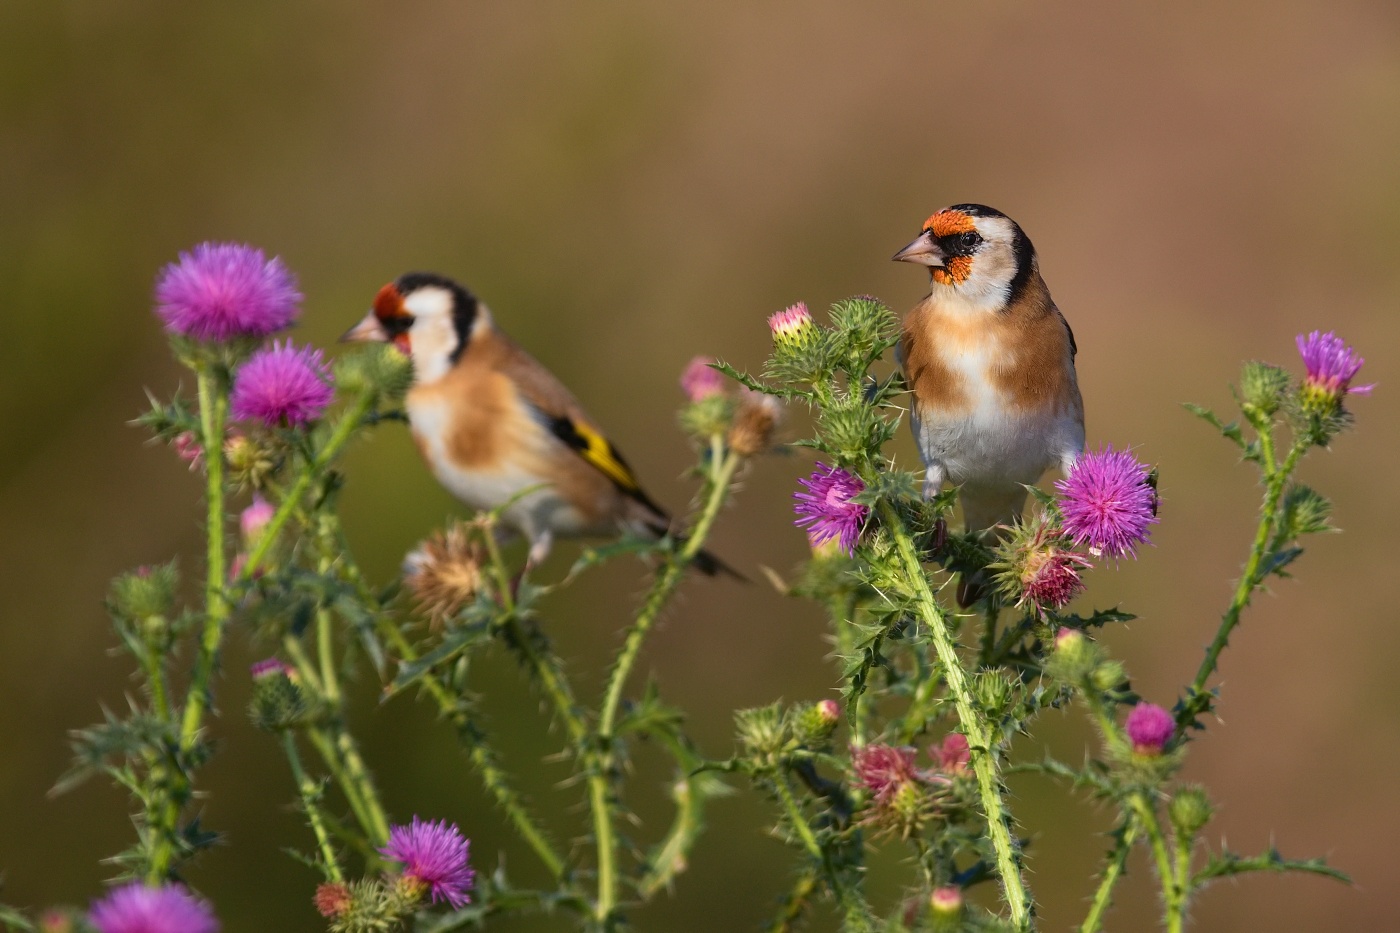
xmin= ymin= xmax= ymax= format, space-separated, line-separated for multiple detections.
xmin=0 ymin=247 xmax=1368 ymax=933
xmin=716 ymin=298 xmax=1361 ymax=932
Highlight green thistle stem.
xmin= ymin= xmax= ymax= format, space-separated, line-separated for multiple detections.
xmin=1128 ymin=793 xmax=1182 ymax=933
xmin=1187 ymin=437 xmax=1306 ymax=719
xmin=1079 ymin=819 xmax=1139 ymax=933
xmin=238 ymin=387 xmax=375 ymax=582
xmin=178 ymin=368 xmax=229 ymax=750
xmin=282 ymin=732 xmax=345 ymax=883
xmin=588 ymin=441 xmax=739 ymax=924
xmin=878 ymin=499 xmax=1033 ymax=930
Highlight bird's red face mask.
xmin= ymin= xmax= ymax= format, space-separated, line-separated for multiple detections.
xmin=341 ymin=284 xmax=413 ymax=354
xmin=893 ymin=210 xmax=978 ymax=285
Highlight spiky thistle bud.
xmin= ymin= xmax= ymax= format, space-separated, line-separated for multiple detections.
xmin=793 ymin=699 xmax=841 ymax=748
xmin=989 ymin=514 xmax=1090 ymax=617
xmin=767 ymin=302 xmax=814 ymax=349
xmin=248 ymin=658 xmax=307 ymax=731
xmin=224 ymin=431 xmax=276 ymax=490
xmin=1239 ymin=360 xmax=1290 ymax=420
xmin=1170 ymin=785 xmax=1214 ymax=839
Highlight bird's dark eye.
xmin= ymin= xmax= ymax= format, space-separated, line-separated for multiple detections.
xmin=379 ymin=314 xmax=414 ymax=337
xmin=958 ymin=231 xmax=982 ymax=251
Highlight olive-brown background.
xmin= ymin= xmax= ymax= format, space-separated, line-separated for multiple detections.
xmin=3 ymin=3 xmax=1397 ymax=930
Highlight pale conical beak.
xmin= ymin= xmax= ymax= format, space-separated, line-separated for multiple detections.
xmin=892 ymin=233 xmax=945 ymax=267
xmin=340 ymin=311 xmax=387 ymax=343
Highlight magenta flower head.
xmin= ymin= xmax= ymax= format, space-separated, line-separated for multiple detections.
xmin=88 ymin=882 xmax=219 ymax=933
xmin=680 ymin=356 xmax=725 ymax=402
xmin=930 ymin=732 xmax=970 ymax=775
xmin=380 ymin=816 xmax=474 ymax=908
xmin=852 ymin=744 xmax=921 ymax=804
xmin=154 ymin=242 xmax=300 ymax=342
xmin=1055 ymin=446 xmax=1158 ymax=559
xmin=1297 ymin=330 xmax=1373 ymax=408
xmin=230 ymin=341 xmax=334 ymax=427
xmin=249 ymin=657 xmax=294 ymax=680
xmin=794 ymin=463 xmax=868 ymax=555
xmin=1125 ymin=702 xmax=1175 ymax=754
xmin=768 ymin=301 xmax=813 ymax=347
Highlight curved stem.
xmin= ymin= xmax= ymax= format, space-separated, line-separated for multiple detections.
xmin=1079 ymin=819 xmax=1140 ymax=933
xmin=1187 ymin=439 xmax=1305 ymax=715
xmin=589 ymin=443 xmax=739 ymax=925
xmin=283 ymin=732 xmax=344 ymax=883
xmin=598 ymin=446 xmax=739 ymax=736
xmin=878 ymin=499 xmax=1033 ymax=930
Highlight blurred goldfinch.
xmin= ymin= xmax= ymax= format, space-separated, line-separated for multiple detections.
xmin=342 ymin=272 xmax=732 ymax=575
xmin=893 ymin=204 xmax=1084 ymax=599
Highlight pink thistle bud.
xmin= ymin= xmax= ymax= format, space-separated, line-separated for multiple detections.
xmin=817 ymin=699 xmax=841 ymax=724
xmin=931 ymin=733 xmax=970 ymax=775
xmin=313 ymin=883 xmax=351 ymax=919
xmin=767 ymin=301 xmax=813 ymax=346
xmin=930 ymin=886 xmax=963 ymax=915
xmin=1054 ymin=627 xmax=1082 ymax=651
xmin=1125 ymin=702 xmax=1175 ymax=754
xmin=249 ymin=657 xmax=294 ymax=680
xmin=679 ymin=356 xmax=725 ymax=402
xmin=240 ymin=495 xmax=275 ymax=544
xmin=172 ymin=431 xmax=205 ymax=471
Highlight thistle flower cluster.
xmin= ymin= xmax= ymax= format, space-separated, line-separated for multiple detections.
xmin=379 ymin=817 xmax=475 ymax=908
xmin=793 ymin=462 xmax=868 ymax=555
xmin=985 ymin=446 xmax=1156 ymax=615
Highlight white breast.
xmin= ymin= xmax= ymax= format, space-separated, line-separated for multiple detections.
xmin=406 ymin=395 xmax=596 ymax=541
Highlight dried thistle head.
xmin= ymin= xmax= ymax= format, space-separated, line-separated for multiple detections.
xmin=728 ymin=389 xmax=783 ymax=456
xmin=404 ymin=523 xmax=486 ymax=627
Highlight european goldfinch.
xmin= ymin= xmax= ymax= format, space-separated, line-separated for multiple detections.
xmin=342 ymin=272 xmax=730 ymax=575
xmin=893 ymin=204 xmax=1084 ymax=597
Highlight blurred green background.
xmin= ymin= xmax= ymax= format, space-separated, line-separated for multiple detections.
xmin=3 ymin=2 xmax=1398 ymax=930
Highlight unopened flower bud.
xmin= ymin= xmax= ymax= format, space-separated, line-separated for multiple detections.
xmin=172 ymin=431 xmax=205 ymax=471
xmin=313 ymin=883 xmax=352 ymax=919
xmin=38 ymin=909 xmax=75 ymax=933
xmin=1239 ymin=360 xmax=1290 ymax=419
xmin=1169 ymin=785 xmax=1213 ymax=838
xmin=109 ymin=563 xmax=178 ymax=624
xmin=224 ymin=431 xmax=276 ymax=490
xmin=248 ymin=658 xmax=306 ymax=731
xmin=930 ymin=886 xmax=963 ymax=915
xmin=728 ymin=389 xmax=783 ymax=457
xmin=767 ymin=302 xmax=813 ymax=348
xmin=240 ymin=495 xmax=275 ymax=544
xmin=793 ymin=699 xmax=841 ymax=747
xmin=679 ymin=356 xmax=725 ymax=402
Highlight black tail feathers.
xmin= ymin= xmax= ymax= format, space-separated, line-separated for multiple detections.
xmin=643 ymin=520 xmax=746 ymax=581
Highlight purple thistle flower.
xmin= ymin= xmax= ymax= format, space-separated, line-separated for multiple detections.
xmin=680 ymin=356 xmax=725 ymax=402
xmin=1055 ymin=446 xmax=1158 ymax=559
xmin=230 ymin=341 xmax=334 ymax=427
xmin=793 ymin=463 xmax=868 ymax=555
xmin=249 ymin=657 xmax=294 ymax=680
xmin=380 ymin=817 xmax=474 ymax=908
xmin=88 ymin=882 xmax=219 ymax=933
xmin=154 ymin=243 xmax=300 ymax=341
xmin=1020 ymin=546 xmax=1091 ymax=613
xmin=1296 ymin=330 xmax=1373 ymax=402
xmin=1125 ymin=702 xmax=1175 ymax=754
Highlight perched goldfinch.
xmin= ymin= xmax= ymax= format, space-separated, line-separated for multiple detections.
xmin=342 ymin=272 xmax=730 ymax=575
xmin=893 ymin=205 xmax=1084 ymax=596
